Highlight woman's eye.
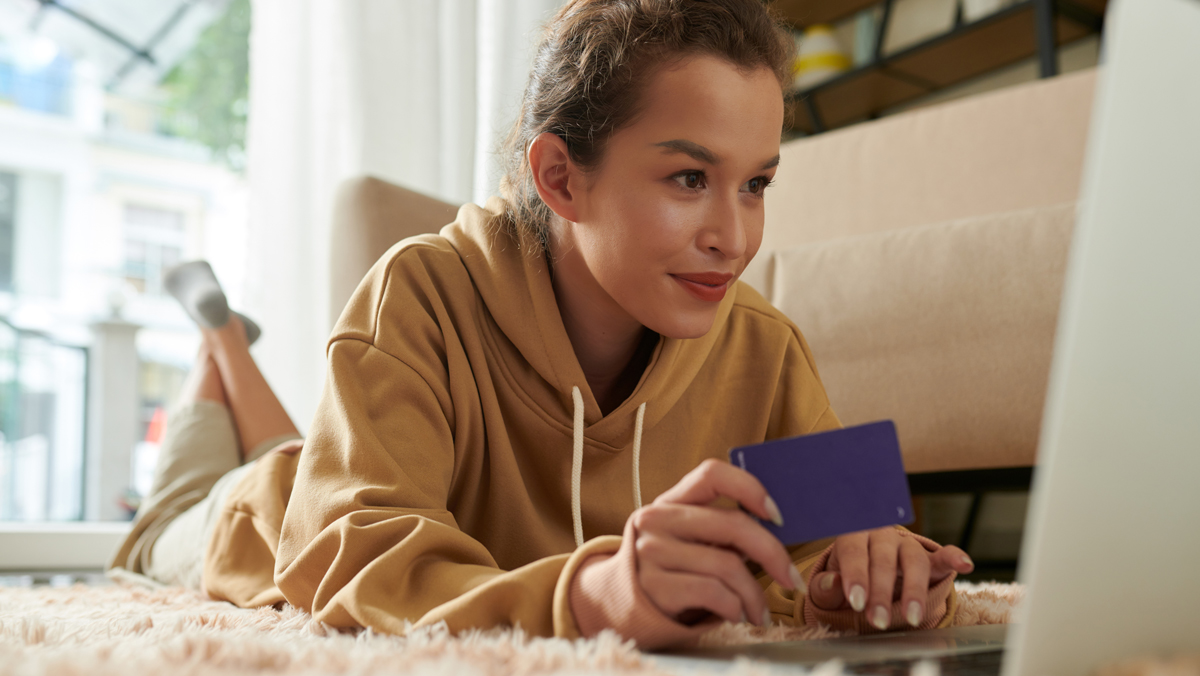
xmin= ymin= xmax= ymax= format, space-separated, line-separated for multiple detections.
xmin=741 ymin=176 xmax=773 ymax=195
xmin=674 ymin=171 xmax=705 ymax=190
xmin=744 ymin=176 xmax=772 ymax=194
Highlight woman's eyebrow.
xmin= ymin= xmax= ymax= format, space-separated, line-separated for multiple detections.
xmin=655 ymin=139 xmax=780 ymax=170
xmin=655 ymin=139 xmax=719 ymax=164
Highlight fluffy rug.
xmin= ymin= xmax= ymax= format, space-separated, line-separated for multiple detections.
xmin=0 ymin=580 xmax=1181 ymax=676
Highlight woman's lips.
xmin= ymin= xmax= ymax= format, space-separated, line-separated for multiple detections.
xmin=671 ymin=272 xmax=734 ymax=303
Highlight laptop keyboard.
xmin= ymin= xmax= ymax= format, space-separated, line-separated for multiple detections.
xmin=848 ymin=650 xmax=1004 ymax=676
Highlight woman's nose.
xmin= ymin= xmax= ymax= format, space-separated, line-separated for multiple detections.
xmin=699 ymin=194 xmax=748 ymax=260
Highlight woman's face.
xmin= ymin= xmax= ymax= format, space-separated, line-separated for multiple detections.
xmin=560 ymin=54 xmax=784 ymax=340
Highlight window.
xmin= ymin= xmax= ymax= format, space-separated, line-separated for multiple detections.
xmin=122 ymin=205 xmax=184 ymax=296
xmin=0 ymin=0 xmax=251 ymax=537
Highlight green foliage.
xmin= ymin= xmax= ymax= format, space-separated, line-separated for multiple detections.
xmin=160 ymin=0 xmax=251 ymax=171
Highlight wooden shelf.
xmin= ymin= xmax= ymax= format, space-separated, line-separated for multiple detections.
xmin=781 ymin=0 xmax=1107 ymax=134
xmin=768 ymin=0 xmax=1105 ymax=29
xmin=770 ymin=0 xmax=881 ymax=28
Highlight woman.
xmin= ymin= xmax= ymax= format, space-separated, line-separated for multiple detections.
xmin=112 ymin=0 xmax=973 ymax=649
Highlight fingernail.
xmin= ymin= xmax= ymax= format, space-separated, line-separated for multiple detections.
xmin=763 ymin=495 xmax=784 ymax=527
xmin=961 ymin=555 xmax=974 ymax=569
xmin=871 ymin=606 xmax=889 ymax=630
xmin=820 ymin=573 xmax=835 ymax=592
xmin=907 ymin=601 xmax=923 ymax=627
xmin=789 ymin=566 xmax=807 ymax=594
xmin=849 ymin=585 xmax=866 ymax=612
xmin=761 ymin=608 xmax=773 ymax=628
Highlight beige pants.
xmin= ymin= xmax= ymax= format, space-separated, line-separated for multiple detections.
xmin=107 ymin=400 xmax=301 ymax=590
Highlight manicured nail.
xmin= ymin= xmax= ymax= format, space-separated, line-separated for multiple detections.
xmin=762 ymin=608 xmax=773 ymax=628
xmin=849 ymin=585 xmax=866 ymax=612
xmin=789 ymin=566 xmax=807 ymax=594
xmin=763 ymin=495 xmax=784 ymax=526
xmin=907 ymin=601 xmax=923 ymax=627
xmin=819 ymin=573 xmax=835 ymax=592
xmin=871 ymin=606 xmax=889 ymax=630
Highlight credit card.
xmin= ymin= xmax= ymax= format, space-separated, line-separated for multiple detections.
xmin=729 ymin=420 xmax=914 ymax=546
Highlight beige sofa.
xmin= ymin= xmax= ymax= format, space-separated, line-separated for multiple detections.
xmin=330 ymin=68 xmax=1096 ymax=482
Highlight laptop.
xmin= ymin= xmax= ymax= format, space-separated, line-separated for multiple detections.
xmin=654 ymin=0 xmax=1200 ymax=673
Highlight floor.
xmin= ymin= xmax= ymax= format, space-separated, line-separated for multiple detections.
xmin=0 ymin=569 xmax=112 ymax=588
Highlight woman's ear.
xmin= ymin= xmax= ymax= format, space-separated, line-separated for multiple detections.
xmin=528 ymin=132 xmax=581 ymax=223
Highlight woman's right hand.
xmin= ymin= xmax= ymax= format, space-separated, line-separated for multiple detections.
xmin=629 ymin=459 xmax=805 ymax=626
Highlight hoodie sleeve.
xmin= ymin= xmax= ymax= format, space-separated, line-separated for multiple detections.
xmin=270 ymin=240 xmax=611 ymax=640
xmin=273 ymin=336 xmax=606 ymax=638
xmin=759 ymin=329 xmax=958 ymax=631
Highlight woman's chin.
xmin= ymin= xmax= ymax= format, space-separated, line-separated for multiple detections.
xmin=644 ymin=310 xmax=718 ymax=341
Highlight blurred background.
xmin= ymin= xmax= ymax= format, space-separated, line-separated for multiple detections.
xmin=0 ymin=0 xmax=252 ymax=523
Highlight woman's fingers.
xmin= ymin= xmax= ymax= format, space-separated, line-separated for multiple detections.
xmin=636 ymin=533 xmax=769 ymax=625
xmin=930 ymin=543 xmax=974 ymax=580
xmin=653 ymin=459 xmax=783 ymax=527
xmin=821 ymin=531 xmax=974 ymax=630
xmin=639 ymin=563 xmax=747 ymax=624
xmin=866 ymin=529 xmax=900 ymax=630
xmin=808 ymin=570 xmax=845 ymax=610
xmin=830 ymin=531 xmax=870 ymax=612
xmin=624 ymin=460 xmax=810 ymax=628
xmin=634 ymin=502 xmax=799 ymax=592
xmin=898 ymin=537 xmax=932 ymax=627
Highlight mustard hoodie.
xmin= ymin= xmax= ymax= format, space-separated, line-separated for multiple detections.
xmin=203 ymin=197 xmax=949 ymax=640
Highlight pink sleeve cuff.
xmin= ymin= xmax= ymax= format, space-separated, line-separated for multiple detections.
xmin=801 ymin=530 xmax=957 ymax=633
xmin=568 ymin=520 xmax=717 ymax=650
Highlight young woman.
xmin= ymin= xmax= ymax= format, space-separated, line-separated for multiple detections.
xmin=111 ymin=0 xmax=973 ymax=649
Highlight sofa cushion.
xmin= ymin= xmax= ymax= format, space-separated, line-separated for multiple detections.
xmin=762 ymin=69 xmax=1094 ymax=253
xmin=767 ymin=203 xmax=1075 ymax=473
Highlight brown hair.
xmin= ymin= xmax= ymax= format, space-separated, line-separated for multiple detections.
xmin=501 ymin=0 xmax=794 ymax=249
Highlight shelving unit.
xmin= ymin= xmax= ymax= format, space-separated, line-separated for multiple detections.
xmin=770 ymin=0 xmax=1107 ymax=134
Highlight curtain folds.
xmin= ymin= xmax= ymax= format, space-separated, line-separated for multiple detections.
xmin=243 ymin=0 xmax=562 ymax=430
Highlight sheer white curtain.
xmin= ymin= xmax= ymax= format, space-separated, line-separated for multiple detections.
xmin=242 ymin=0 xmax=562 ymax=430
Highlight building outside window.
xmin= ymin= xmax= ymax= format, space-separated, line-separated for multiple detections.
xmin=122 ymin=204 xmax=185 ymax=297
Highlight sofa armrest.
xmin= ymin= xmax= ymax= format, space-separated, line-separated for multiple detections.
xmin=329 ymin=176 xmax=460 ymax=326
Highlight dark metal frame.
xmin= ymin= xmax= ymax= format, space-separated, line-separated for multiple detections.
xmin=908 ymin=466 xmax=1034 ymax=572
xmin=31 ymin=0 xmax=201 ymax=91
xmin=788 ymin=0 xmax=1106 ymax=134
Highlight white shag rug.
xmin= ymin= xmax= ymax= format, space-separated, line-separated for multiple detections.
xmin=0 ymin=580 xmax=1177 ymax=676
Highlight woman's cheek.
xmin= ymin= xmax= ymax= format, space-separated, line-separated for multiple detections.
xmin=622 ymin=198 xmax=703 ymax=257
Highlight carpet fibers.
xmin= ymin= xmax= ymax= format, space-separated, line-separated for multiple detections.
xmin=0 ymin=581 xmax=1179 ymax=676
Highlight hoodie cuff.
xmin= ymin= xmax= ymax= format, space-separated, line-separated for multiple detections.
xmin=563 ymin=520 xmax=718 ymax=650
xmin=552 ymin=534 xmax=622 ymax=640
xmin=800 ymin=530 xmax=958 ymax=633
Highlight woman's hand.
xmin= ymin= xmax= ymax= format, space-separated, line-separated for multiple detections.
xmin=629 ymin=459 xmax=805 ymax=626
xmin=807 ymin=528 xmax=975 ymax=629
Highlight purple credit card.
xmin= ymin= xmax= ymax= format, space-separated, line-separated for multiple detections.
xmin=729 ymin=420 xmax=914 ymax=546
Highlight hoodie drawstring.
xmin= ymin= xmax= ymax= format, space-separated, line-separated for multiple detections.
xmin=570 ymin=385 xmax=647 ymax=548
xmin=631 ymin=403 xmax=645 ymax=511
xmin=570 ymin=387 xmax=586 ymax=548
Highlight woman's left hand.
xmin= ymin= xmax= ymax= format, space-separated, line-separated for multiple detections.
xmin=807 ymin=528 xmax=975 ymax=629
